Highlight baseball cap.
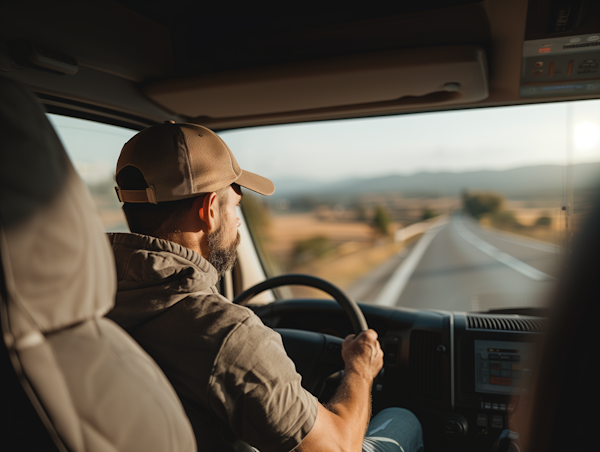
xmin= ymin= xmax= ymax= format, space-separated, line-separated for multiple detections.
xmin=115 ymin=122 xmax=274 ymax=203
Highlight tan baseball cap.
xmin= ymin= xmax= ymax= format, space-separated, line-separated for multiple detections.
xmin=115 ymin=122 xmax=274 ymax=203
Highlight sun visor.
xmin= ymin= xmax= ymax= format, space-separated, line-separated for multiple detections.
xmin=0 ymin=75 xmax=116 ymax=336
xmin=144 ymin=45 xmax=488 ymax=122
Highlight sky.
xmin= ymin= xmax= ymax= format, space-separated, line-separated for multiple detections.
xmin=48 ymin=99 xmax=600 ymax=185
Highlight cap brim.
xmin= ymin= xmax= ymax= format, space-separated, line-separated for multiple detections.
xmin=235 ymin=170 xmax=275 ymax=196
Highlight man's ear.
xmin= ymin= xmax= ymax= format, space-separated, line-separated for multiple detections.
xmin=197 ymin=192 xmax=218 ymax=233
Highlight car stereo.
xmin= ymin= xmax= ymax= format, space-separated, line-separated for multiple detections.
xmin=474 ymin=339 xmax=535 ymax=395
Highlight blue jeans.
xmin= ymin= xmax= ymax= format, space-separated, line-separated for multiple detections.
xmin=362 ymin=408 xmax=424 ymax=452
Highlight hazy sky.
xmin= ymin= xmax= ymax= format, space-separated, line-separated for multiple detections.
xmin=49 ymin=99 xmax=600 ymax=185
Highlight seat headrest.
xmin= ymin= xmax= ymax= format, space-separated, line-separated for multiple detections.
xmin=0 ymin=75 xmax=116 ymax=335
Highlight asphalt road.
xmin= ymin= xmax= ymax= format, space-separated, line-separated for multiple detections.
xmin=349 ymin=215 xmax=561 ymax=312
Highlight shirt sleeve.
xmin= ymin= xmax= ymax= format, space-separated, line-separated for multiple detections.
xmin=207 ymin=314 xmax=318 ymax=452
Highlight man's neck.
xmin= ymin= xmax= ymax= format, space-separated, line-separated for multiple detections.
xmin=159 ymin=231 xmax=207 ymax=260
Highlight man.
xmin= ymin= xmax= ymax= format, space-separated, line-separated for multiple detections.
xmin=107 ymin=121 xmax=423 ymax=452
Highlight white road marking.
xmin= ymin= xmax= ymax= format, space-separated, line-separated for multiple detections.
xmin=374 ymin=217 xmax=448 ymax=307
xmin=367 ymin=418 xmax=393 ymax=435
xmin=471 ymin=223 xmax=557 ymax=253
xmin=455 ymin=221 xmax=555 ymax=281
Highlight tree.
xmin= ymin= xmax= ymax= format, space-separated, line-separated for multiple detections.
xmin=421 ymin=207 xmax=438 ymax=221
xmin=535 ymin=215 xmax=552 ymax=226
xmin=372 ymin=205 xmax=391 ymax=235
xmin=463 ymin=191 xmax=504 ymax=219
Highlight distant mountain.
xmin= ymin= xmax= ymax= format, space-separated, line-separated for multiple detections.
xmin=270 ymin=162 xmax=600 ymax=199
xmin=269 ymin=177 xmax=330 ymax=195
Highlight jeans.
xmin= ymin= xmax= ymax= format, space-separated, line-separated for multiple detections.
xmin=362 ymin=408 xmax=424 ymax=452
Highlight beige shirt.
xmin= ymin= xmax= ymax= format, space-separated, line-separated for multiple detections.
xmin=107 ymin=233 xmax=318 ymax=452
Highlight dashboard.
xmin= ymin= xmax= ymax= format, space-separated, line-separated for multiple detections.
xmin=251 ymin=299 xmax=544 ymax=452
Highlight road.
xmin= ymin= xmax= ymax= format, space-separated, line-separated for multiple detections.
xmin=347 ymin=214 xmax=561 ymax=312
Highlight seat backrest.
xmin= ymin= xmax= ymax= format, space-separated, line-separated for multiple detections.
xmin=0 ymin=75 xmax=196 ymax=452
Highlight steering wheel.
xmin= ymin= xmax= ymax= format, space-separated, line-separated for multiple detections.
xmin=233 ymin=274 xmax=368 ymax=396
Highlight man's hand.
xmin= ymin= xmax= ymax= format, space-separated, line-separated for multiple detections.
xmin=342 ymin=329 xmax=384 ymax=381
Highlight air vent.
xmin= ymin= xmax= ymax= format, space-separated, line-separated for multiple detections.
xmin=409 ymin=330 xmax=443 ymax=399
xmin=467 ymin=315 xmax=544 ymax=332
xmin=563 ymin=42 xmax=600 ymax=50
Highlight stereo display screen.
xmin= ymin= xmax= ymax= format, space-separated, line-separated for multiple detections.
xmin=474 ymin=339 xmax=535 ymax=395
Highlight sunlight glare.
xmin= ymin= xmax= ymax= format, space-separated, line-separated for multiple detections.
xmin=574 ymin=122 xmax=600 ymax=150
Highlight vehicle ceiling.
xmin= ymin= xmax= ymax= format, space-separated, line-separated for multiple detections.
xmin=1 ymin=0 xmax=600 ymax=129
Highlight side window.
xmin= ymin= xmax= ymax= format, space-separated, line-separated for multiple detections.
xmin=47 ymin=114 xmax=136 ymax=232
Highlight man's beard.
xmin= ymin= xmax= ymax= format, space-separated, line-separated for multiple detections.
xmin=207 ymin=224 xmax=241 ymax=276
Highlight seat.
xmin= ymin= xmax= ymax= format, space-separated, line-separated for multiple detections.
xmin=0 ymin=74 xmax=197 ymax=452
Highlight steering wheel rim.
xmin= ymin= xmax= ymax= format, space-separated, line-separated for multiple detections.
xmin=233 ymin=273 xmax=368 ymax=333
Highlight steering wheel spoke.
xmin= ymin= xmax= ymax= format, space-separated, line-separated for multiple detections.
xmin=276 ymin=329 xmax=345 ymax=395
xmin=234 ymin=274 xmax=368 ymax=397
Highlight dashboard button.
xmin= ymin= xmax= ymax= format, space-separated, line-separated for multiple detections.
xmin=484 ymin=402 xmax=492 ymax=410
xmin=499 ymin=404 xmax=507 ymax=411
xmin=491 ymin=369 xmax=500 ymax=376
xmin=492 ymin=415 xmax=503 ymax=429
xmin=489 ymin=353 xmax=500 ymax=359
xmin=477 ymin=414 xmax=487 ymax=426
xmin=501 ymin=377 xmax=511 ymax=386
xmin=492 ymin=403 xmax=499 ymax=410
xmin=477 ymin=414 xmax=488 ymax=435
xmin=491 ymin=377 xmax=501 ymax=385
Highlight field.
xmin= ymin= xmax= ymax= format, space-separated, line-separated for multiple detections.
xmin=262 ymin=212 xmax=413 ymax=298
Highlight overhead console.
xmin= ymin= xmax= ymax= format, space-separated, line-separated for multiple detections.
xmin=521 ymin=0 xmax=600 ymax=99
xmin=520 ymin=34 xmax=600 ymax=98
xmin=144 ymin=45 xmax=489 ymax=127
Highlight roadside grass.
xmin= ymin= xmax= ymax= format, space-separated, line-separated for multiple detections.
xmin=284 ymin=239 xmax=405 ymax=299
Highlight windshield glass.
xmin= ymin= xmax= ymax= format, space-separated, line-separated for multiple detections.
xmin=221 ymin=100 xmax=600 ymax=311
xmin=48 ymin=101 xmax=600 ymax=312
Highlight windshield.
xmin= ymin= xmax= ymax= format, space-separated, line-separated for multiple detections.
xmin=48 ymin=100 xmax=600 ymax=312
xmin=221 ymin=100 xmax=600 ymax=311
